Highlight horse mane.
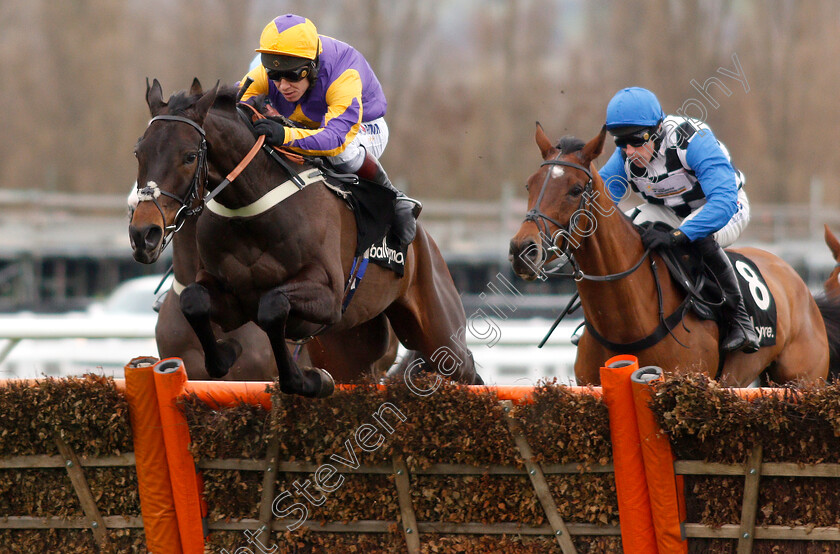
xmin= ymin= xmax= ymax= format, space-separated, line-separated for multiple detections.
xmin=556 ymin=136 xmax=585 ymax=155
xmin=213 ymin=85 xmax=240 ymax=108
xmin=164 ymin=84 xmax=240 ymax=117
xmin=165 ymin=90 xmax=198 ymax=115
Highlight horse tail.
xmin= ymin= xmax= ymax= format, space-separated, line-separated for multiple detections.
xmin=815 ymin=291 xmax=840 ymax=381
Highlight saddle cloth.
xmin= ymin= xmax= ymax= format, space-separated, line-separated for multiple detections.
xmin=654 ymin=237 xmax=777 ymax=348
xmin=324 ymin=174 xmax=407 ymax=277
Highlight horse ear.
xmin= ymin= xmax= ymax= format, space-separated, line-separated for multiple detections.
xmin=535 ymin=122 xmax=554 ymax=160
xmin=193 ymin=81 xmax=220 ymax=125
xmin=146 ymin=78 xmax=166 ymax=116
xmin=580 ymin=125 xmax=606 ymax=165
xmin=825 ymin=224 xmax=840 ymax=261
xmin=189 ymin=78 xmax=203 ymax=96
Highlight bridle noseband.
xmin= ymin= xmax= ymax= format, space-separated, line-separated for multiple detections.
xmin=136 ymin=114 xmax=209 ymax=249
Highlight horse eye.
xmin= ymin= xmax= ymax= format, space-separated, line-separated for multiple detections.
xmin=569 ymin=185 xmax=584 ymax=197
xmin=184 ymin=152 xmax=198 ymax=164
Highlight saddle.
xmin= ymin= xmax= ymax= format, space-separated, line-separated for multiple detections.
xmin=321 ymin=171 xmax=406 ymax=276
xmin=237 ymin=99 xmax=406 ymax=276
xmin=638 ymin=222 xmax=777 ymax=348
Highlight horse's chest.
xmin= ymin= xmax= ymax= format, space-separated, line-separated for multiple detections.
xmin=218 ymin=249 xmax=297 ymax=293
xmin=197 ymin=219 xmax=297 ymax=290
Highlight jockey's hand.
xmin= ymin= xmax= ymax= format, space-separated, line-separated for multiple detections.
xmin=641 ymin=227 xmax=689 ymax=250
xmin=253 ymin=118 xmax=287 ymax=147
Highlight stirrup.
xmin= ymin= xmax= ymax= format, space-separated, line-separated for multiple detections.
xmin=396 ymin=193 xmax=422 ymax=218
xmin=721 ymin=323 xmax=759 ymax=353
xmin=392 ymin=207 xmax=417 ymax=245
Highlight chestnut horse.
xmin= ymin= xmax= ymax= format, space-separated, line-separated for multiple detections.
xmin=155 ymin=211 xmax=399 ymax=381
xmin=824 ymin=224 xmax=840 ymax=296
xmin=510 ymin=124 xmax=836 ymax=386
xmin=130 ymin=80 xmax=480 ymax=397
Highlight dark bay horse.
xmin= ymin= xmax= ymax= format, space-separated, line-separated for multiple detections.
xmin=155 ymin=214 xmax=274 ymax=380
xmin=509 ymin=124 xmax=836 ymax=386
xmin=819 ymin=224 xmax=840 ymax=378
xmin=156 ymin=212 xmax=399 ymax=381
xmin=130 ymin=80 xmax=479 ymax=396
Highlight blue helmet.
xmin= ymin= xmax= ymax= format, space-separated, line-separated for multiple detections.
xmin=605 ymin=87 xmax=664 ymax=130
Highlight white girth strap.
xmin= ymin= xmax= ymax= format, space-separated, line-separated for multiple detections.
xmin=205 ymin=169 xmax=324 ymax=218
xmin=171 ymin=278 xmax=186 ymax=296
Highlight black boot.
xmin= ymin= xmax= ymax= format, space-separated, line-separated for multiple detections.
xmin=695 ymin=237 xmax=760 ymax=353
xmin=356 ymin=152 xmax=421 ymax=245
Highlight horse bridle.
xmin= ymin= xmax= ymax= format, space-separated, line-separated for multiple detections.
xmin=136 ymin=112 xmax=273 ymax=253
xmin=527 ymin=153 xmax=689 ymax=351
xmin=523 ymin=155 xmax=594 ymax=278
xmin=523 ymin=153 xmax=654 ymax=282
xmin=136 ymin=115 xmax=209 ymax=248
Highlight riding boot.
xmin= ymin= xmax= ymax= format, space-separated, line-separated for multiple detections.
xmin=695 ymin=236 xmax=760 ymax=353
xmin=356 ymin=152 xmax=422 ymax=246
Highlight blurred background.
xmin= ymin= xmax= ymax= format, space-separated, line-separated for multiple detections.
xmin=1 ymin=0 xmax=838 ymax=380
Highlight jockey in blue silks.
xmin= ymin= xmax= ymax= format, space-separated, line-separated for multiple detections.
xmin=598 ymin=87 xmax=759 ymax=353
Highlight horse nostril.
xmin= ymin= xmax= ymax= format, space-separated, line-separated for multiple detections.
xmin=525 ymin=241 xmax=541 ymax=263
xmin=143 ymin=226 xmax=163 ymax=250
xmin=128 ymin=225 xmax=163 ymax=251
xmin=510 ymin=238 xmax=542 ymax=266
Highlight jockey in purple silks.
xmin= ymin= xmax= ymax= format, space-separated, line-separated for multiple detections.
xmin=240 ymin=14 xmax=421 ymax=246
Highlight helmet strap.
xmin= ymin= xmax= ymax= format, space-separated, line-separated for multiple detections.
xmin=307 ymin=38 xmax=321 ymax=86
xmin=651 ymin=121 xmax=664 ymax=152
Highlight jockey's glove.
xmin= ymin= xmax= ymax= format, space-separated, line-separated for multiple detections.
xmin=641 ymin=227 xmax=689 ymax=250
xmin=253 ymin=118 xmax=287 ymax=147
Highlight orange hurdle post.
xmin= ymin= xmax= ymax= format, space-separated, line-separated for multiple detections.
xmin=600 ymin=354 xmax=658 ymax=554
xmin=631 ymin=366 xmax=688 ymax=554
xmin=124 ymin=356 xmax=183 ymax=554
xmin=153 ymin=358 xmax=207 ymax=554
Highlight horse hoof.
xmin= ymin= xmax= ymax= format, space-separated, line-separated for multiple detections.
xmin=206 ymin=338 xmax=242 ymax=378
xmin=303 ymin=366 xmax=335 ymax=398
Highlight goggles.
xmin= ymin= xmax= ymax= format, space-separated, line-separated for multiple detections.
xmin=613 ymin=127 xmax=657 ymax=149
xmin=266 ymin=65 xmax=310 ymax=82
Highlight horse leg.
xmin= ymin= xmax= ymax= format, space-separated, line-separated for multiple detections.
xmin=377 ymin=323 xmax=401 ymax=375
xmin=573 ymin=333 xmax=608 ymax=385
xmin=307 ymin=314 xmax=397 ymax=382
xmin=257 ymin=287 xmax=335 ymax=398
xmin=384 ymin=229 xmax=483 ymax=385
xmin=156 ymin=289 xmax=207 ymax=379
xmin=179 ymin=283 xmax=242 ymax=378
xmin=765 ymin=329 xmax=828 ymax=386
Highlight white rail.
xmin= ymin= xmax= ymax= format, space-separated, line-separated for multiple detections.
xmin=0 ymin=315 xmax=157 ymax=367
xmin=2 ymin=188 xmax=840 ymax=261
xmin=0 ymin=315 xmax=579 ymax=385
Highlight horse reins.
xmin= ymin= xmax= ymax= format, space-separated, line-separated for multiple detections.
xmin=524 ymin=153 xmax=689 ymax=351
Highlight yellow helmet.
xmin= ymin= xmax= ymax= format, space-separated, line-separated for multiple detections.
xmin=256 ymin=14 xmax=321 ymax=68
